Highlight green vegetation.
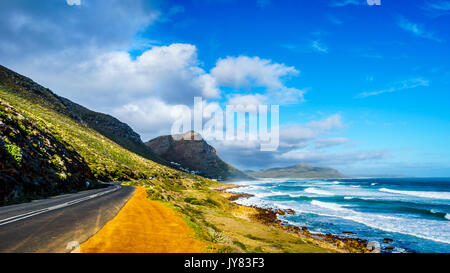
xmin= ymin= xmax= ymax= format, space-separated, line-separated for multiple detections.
xmin=3 ymin=143 xmax=22 ymax=165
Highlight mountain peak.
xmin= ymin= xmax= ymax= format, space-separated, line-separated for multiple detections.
xmin=146 ymin=132 xmax=253 ymax=181
xmin=173 ymin=131 xmax=203 ymax=141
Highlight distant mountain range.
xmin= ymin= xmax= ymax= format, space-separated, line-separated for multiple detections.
xmin=247 ymin=163 xmax=344 ymax=179
xmin=146 ymin=131 xmax=253 ymax=181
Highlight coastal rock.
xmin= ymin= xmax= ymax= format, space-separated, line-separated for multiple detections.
xmin=383 ymin=238 xmax=393 ymax=243
xmin=227 ymin=192 xmax=254 ymax=201
xmin=276 ymin=209 xmax=286 ymax=216
xmin=367 ymin=241 xmax=381 ymax=253
xmin=285 ymin=209 xmax=296 ymax=215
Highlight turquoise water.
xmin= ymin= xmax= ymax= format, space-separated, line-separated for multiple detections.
xmin=227 ymin=177 xmax=450 ymax=253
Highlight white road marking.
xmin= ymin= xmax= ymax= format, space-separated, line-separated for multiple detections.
xmin=0 ymin=186 xmax=121 ymax=227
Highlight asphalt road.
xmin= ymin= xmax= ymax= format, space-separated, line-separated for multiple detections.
xmin=0 ymin=183 xmax=136 ymax=253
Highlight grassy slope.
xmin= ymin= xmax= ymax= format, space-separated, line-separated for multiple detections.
xmin=0 ymin=86 xmax=181 ymax=182
xmin=0 ymin=70 xmax=336 ymax=253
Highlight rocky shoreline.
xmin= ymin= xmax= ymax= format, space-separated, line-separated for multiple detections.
xmin=218 ymin=184 xmax=372 ymax=253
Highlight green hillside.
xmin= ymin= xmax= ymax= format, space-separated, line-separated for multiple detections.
xmin=0 ymin=65 xmax=210 ymax=185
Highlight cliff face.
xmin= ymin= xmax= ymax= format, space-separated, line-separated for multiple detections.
xmin=0 ymin=65 xmax=163 ymax=164
xmin=146 ymin=132 xmax=253 ymax=181
xmin=0 ymin=99 xmax=96 ymax=206
xmin=247 ymin=163 xmax=344 ymax=179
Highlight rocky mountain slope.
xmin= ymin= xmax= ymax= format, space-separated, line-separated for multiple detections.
xmin=0 ymin=65 xmax=163 ymax=165
xmin=247 ymin=163 xmax=344 ymax=178
xmin=0 ymin=99 xmax=96 ymax=205
xmin=146 ymin=131 xmax=253 ymax=181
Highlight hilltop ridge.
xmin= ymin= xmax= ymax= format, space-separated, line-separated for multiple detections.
xmin=247 ymin=163 xmax=344 ymax=178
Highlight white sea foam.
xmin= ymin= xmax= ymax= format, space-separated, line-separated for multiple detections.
xmin=308 ymin=200 xmax=450 ymax=244
xmin=379 ymin=188 xmax=450 ymax=200
xmin=252 ymin=191 xmax=285 ymax=198
xmin=344 ymin=196 xmax=354 ymax=200
xmin=311 ymin=200 xmax=348 ymax=211
xmin=371 ymin=183 xmax=377 ymax=186
xmin=351 ymin=185 xmax=360 ymax=188
xmin=445 ymin=214 xmax=450 ymax=221
xmin=304 ymin=187 xmax=334 ymax=196
xmin=288 ymin=193 xmax=305 ymax=198
xmin=274 ymin=203 xmax=294 ymax=211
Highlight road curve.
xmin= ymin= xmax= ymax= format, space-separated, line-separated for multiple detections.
xmin=0 ymin=183 xmax=136 ymax=253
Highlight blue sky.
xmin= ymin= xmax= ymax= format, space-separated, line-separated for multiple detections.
xmin=1 ymin=0 xmax=449 ymax=176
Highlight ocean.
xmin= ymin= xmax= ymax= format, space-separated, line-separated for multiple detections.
xmin=226 ymin=177 xmax=450 ymax=253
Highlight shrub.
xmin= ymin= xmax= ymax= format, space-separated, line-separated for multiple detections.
xmin=204 ymin=197 xmax=220 ymax=207
xmin=146 ymin=187 xmax=164 ymax=201
xmin=184 ymin=197 xmax=202 ymax=205
xmin=233 ymin=240 xmax=247 ymax=251
xmin=4 ymin=143 xmax=22 ymax=165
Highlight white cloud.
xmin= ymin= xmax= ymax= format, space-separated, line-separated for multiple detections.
xmin=113 ymin=99 xmax=191 ymax=140
xmin=330 ymin=0 xmax=364 ymax=7
xmin=0 ymin=1 xmax=160 ymax=61
xmin=22 ymin=44 xmax=220 ymax=109
xmin=327 ymin=15 xmax=343 ymax=25
xmin=426 ymin=1 xmax=450 ymax=10
xmin=227 ymin=94 xmax=268 ymax=106
xmin=212 ymin=56 xmax=299 ymax=90
xmin=423 ymin=1 xmax=450 ymax=16
xmin=311 ymin=40 xmax=329 ymax=53
xmin=397 ymin=16 xmax=442 ymax=42
xmin=356 ymin=78 xmax=429 ymax=98
xmin=66 ymin=0 xmax=81 ymax=6
xmin=211 ymin=56 xmax=304 ymax=103
xmin=315 ymin=138 xmax=349 ymax=149
xmin=275 ymin=114 xmax=343 ymax=151
xmin=277 ymin=149 xmax=388 ymax=165
xmin=204 ymin=112 xmax=366 ymax=170
xmin=307 ymin=114 xmax=343 ymax=132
